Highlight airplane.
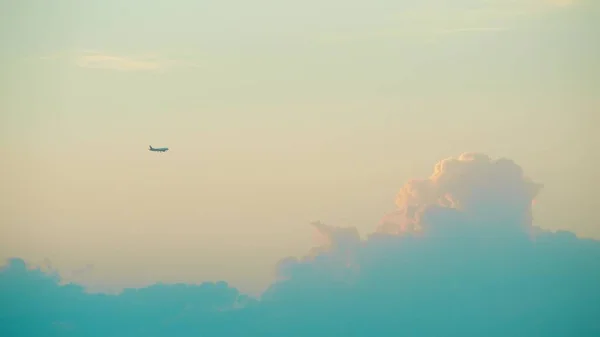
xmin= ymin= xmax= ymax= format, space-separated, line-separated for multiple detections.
xmin=149 ymin=145 xmax=169 ymax=152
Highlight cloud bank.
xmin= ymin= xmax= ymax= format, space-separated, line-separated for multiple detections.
xmin=2 ymin=153 xmax=600 ymax=336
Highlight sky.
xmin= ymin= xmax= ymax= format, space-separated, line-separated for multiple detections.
xmin=2 ymin=153 xmax=600 ymax=336
xmin=1 ymin=0 xmax=598 ymax=296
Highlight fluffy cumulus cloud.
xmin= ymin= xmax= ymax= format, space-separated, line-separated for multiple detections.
xmin=2 ymin=153 xmax=600 ymax=336
xmin=380 ymin=153 xmax=543 ymax=235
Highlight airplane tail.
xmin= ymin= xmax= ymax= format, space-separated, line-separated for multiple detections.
xmin=149 ymin=145 xmax=153 ymax=150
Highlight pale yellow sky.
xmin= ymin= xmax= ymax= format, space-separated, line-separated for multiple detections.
xmin=0 ymin=0 xmax=597 ymax=294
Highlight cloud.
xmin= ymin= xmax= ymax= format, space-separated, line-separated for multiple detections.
xmin=380 ymin=153 xmax=543 ymax=235
xmin=40 ymin=50 xmax=202 ymax=72
xmin=546 ymin=0 xmax=578 ymax=7
xmin=0 ymin=257 xmax=249 ymax=336
xmin=75 ymin=51 xmax=204 ymax=72
xmin=436 ymin=27 xmax=510 ymax=35
xmin=2 ymin=153 xmax=600 ymax=336
xmin=75 ymin=52 xmax=162 ymax=71
xmin=314 ymin=0 xmax=585 ymax=45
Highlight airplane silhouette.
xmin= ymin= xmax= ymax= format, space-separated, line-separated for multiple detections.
xmin=149 ymin=145 xmax=169 ymax=152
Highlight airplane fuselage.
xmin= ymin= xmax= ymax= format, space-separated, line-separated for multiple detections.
xmin=149 ymin=146 xmax=169 ymax=152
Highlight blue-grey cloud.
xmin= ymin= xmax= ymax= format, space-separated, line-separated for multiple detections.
xmin=2 ymin=152 xmax=600 ymax=336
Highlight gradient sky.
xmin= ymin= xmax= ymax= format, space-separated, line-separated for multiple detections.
xmin=1 ymin=0 xmax=597 ymax=295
